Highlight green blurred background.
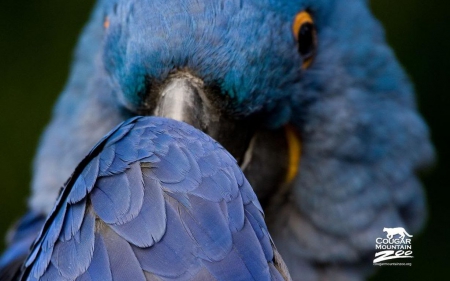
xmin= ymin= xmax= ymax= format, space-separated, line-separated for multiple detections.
xmin=0 ymin=0 xmax=448 ymax=279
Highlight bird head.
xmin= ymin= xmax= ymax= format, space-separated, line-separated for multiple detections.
xmin=99 ymin=0 xmax=312 ymax=175
xmin=103 ymin=0 xmax=302 ymax=123
xmin=31 ymin=0 xmax=434 ymax=274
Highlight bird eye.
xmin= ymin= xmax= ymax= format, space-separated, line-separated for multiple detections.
xmin=292 ymin=11 xmax=317 ymax=69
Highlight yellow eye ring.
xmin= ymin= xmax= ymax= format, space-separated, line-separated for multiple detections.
xmin=292 ymin=11 xmax=317 ymax=69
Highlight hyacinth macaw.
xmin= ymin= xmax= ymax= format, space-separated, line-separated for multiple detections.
xmin=0 ymin=0 xmax=434 ymax=280
xmin=12 ymin=116 xmax=291 ymax=280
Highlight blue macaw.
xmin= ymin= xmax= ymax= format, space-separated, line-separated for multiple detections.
xmin=1 ymin=0 xmax=434 ymax=280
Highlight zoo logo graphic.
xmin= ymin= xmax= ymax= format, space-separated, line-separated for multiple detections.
xmin=383 ymin=227 xmax=413 ymax=239
xmin=373 ymin=227 xmax=414 ymax=265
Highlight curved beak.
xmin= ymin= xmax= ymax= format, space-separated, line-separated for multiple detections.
xmin=149 ymin=71 xmax=253 ymax=163
xmin=148 ymin=71 xmax=301 ymax=207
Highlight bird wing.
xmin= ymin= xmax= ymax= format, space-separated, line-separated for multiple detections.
xmin=0 ymin=212 xmax=46 ymax=280
xmin=21 ymin=116 xmax=289 ymax=281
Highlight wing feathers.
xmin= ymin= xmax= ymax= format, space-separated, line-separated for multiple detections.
xmin=132 ymin=201 xmax=197 ymax=278
xmin=60 ymin=199 xmax=86 ymax=242
xmin=101 ymin=227 xmax=146 ymax=281
xmin=51 ymin=210 xmax=95 ymax=279
xmin=110 ymin=172 xmax=166 ymax=247
xmin=84 ymin=233 xmax=112 ymax=281
xmin=22 ymin=117 xmax=289 ymax=280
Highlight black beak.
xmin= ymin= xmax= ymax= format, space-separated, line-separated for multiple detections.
xmin=149 ymin=71 xmax=253 ymax=163
xmin=147 ymin=70 xmax=300 ymax=208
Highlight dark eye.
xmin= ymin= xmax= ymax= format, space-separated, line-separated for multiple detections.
xmin=292 ymin=11 xmax=317 ymax=69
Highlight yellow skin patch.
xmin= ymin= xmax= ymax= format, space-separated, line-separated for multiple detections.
xmin=284 ymin=125 xmax=301 ymax=184
xmin=292 ymin=11 xmax=316 ymax=69
xmin=292 ymin=11 xmax=313 ymax=41
xmin=104 ymin=17 xmax=110 ymax=29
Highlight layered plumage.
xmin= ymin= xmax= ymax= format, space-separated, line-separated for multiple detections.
xmin=18 ymin=116 xmax=290 ymax=280
xmin=1 ymin=0 xmax=434 ymax=280
xmin=0 ymin=212 xmax=46 ymax=280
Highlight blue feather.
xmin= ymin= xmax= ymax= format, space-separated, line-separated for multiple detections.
xmin=226 ymin=194 xmax=245 ymax=232
xmin=42 ymin=203 xmax=66 ymax=251
xmin=67 ymin=158 xmax=100 ymax=204
xmin=20 ymin=117 xmax=288 ymax=280
xmin=178 ymin=195 xmax=233 ymax=262
xmin=84 ymin=234 xmax=112 ymax=281
xmin=51 ymin=211 xmax=95 ymax=279
xmin=132 ymin=201 xmax=198 ymax=278
xmin=229 ymin=217 xmax=272 ymax=281
xmin=245 ymin=204 xmax=273 ymax=262
xmin=152 ymin=145 xmax=190 ymax=184
xmin=91 ymin=172 xmax=133 ymax=224
xmin=101 ymin=227 xmax=146 ymax=281
xmin=110 ymin=171 xmax=166 ymax=247
xmin=98 ymin=145 xmax=117 ymax=176
xmin=60 ymin=199 xmax=86 ymax=242
xmin=39 ymin=264 xmax=65 ymax=281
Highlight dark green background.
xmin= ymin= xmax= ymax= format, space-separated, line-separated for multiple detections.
xmin=0 ymin=0 xmax=448 ymax=279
